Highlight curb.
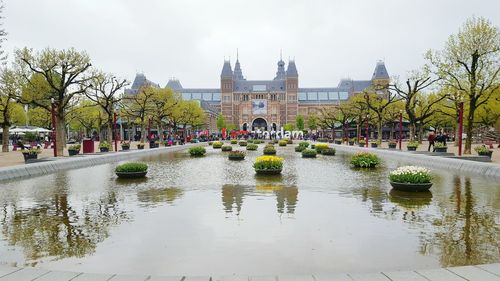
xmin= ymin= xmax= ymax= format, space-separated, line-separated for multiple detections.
xmin=0 ymin=143 xmax=204 ymax=182
xmin=332 ymin=144 xmax=500 ymax=179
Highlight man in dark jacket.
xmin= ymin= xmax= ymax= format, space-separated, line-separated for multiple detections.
xmin=427 ymin=131 xmax=436 ymax=151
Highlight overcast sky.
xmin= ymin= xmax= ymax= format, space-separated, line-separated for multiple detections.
xmin=3 ymin=0 xmax=499 ymax=89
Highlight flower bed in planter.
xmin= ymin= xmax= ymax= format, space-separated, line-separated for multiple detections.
xmin=298 ymin=141 xmax=309 ymax=148
xmin=295 ymin=146 xmax=306 ymax=152
xmin=315 ymin=143 xmax=329 ymax=153
xmin=278 ymin=140 xmax=287 ymax=146
xmin=239 ymin=141 xmax=247 ymax=146
xmin=348 ymin=141 xmax=354 ymax=146
xmin=389 ymin=166 xmax=433 ymax=192
xmin=115 ymin=162 xmax=148 ymax=178
xmin=434 ymin=142 xmax=447 ymax=152
xmin=230 ymin=139 xmax=238 ymax=144
xmin=263 ymin=146 xmax=276 ymax=155
xmin=253 ymin=156 xmax=283 ymax=175
xmin=474 ymin=145 xmax=493 ymax=159
xmin=188 ymin=146 xmax=206 ymax=157
xmin=335 ymin=140 xmax=342 ymax=145
xmin=137 ymin=143 xmax=145 ymax=150
xmin=208 ymin=141 xmax=214 ymax=146
xmin=68 ymin=144 xmax=81 ymax=156
xmin=388 ymin=142 xmax=397 ymax=149
xmin=99 ymin=141 xmax=112 ymax=152
xmin=370 ymin=142 xmax=378 ymax=148
xmin=246 ymin=144 xmax=258 ymax=151
xmin=221 ymin=145 xmax=233 ymax=151
xmin=351 ymin=152 xmax=380 ymax=168
xmin=228 ymin=150 xmax=245 ymax=160
xmin=22 ymin=148 xmax=41 ymax=162
xmin=321 ymin=148 xmax=336 ymax=156
xmin=121 ymin=142 xmax=130 ymax=151
xmin=302 ymin=149 xmax=317 ymax=158
xmin=287 ymin=139 xmax=293 ymax=144
xmin=212 ymin=141 xmax=223 ymax=149
xmin=407 ymin=141 xmax=418 ymax=151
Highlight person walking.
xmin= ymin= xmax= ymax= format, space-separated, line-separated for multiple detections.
xmin=427 ymin=131 xmax=436 ymax=152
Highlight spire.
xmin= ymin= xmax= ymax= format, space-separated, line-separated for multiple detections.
xmin=221 ymin=60 xmax=233 ymax=79
xmin=274 ymin=51 xmax=286 ymax=80
xmin=372 ymin=60 xmax=389 ymax=80
xmin=233 ymin=49 xmax=245 ymax=80
xmin=286 ymin=59 xmax=298 ymax=78
xmin=166 ymin=78 xmax=183 ymax=90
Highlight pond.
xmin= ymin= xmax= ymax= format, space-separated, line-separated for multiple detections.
xmin=0 ymin=143 xmax=499 ymax=276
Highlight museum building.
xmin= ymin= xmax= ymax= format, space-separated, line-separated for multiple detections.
xmin=126 ymin=57 xmax=390 ymax=132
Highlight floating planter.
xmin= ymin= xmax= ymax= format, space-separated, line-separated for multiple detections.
xmin=407 ymin=141 xmax=418 ymax=151
xmin=188 ymin=146 xmax=206 ymax=157
xmin=287 ymin=139 xmax=293 ymax=144
xmin=434 ymin=142 xmax=447 ymax=153
xmin=221 ymin=145 xmax=233 ymax=151
xmin=253 ymin=156 xmax=283 ymax=175
xmin=21 ymin=148 xmax=41 ymax=162
xmin=208 ymin=141 xmax=214 ymax=146
xmin=99 ymin=141 xmax=112 ymax=152
xmin=230 ymin=139 xmax=238 ymax=144
xmin=315 ymin=143 xmax=329 ymax=153
xmin=212 ymin=141 xmax=223 ymax=149
xmin=295 ymin=146 xmax=306 ymax=152
xmin=278 ymin=140 xmax=287 ymax=146
xmin=298 ymin=141 xmax=309 ymax=148
xmin=350 ymin=152 xmax=380 ymax=168
xmin=68 ymin=144 xmax=81 ymax=156
xmin=263 ymin=146 xmax=276 ymax=155
xmin=321 ymin=148 xmax=336 ymax=156
xmin=389 ymin=166 xmax=433 ymax=192
xmin=246 ymin=144 xmax=258 ymax=151
xmin=239 ymin=141 xmax=247 ymax=147
xmin=302 ymin=149 xmax=317 ymax=158
xmin=115 ymin=162 xmax=148 ymax=178
xmin=228 ymin=150 xmax=245 ymax=160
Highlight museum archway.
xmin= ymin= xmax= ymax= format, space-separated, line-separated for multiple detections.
xmin=252 ymin=118 xmax=268 ymax=131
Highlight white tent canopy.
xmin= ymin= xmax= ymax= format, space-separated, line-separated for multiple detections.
xmin=2 ymin=126 xmax=52 ymax=134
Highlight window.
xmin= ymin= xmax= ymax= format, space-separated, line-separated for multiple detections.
xmin=318 ymin=92 xmax=328 ymax=100
xmin=181 ymin=93 xmax=191 ymax=100
xmin=213 ymin=93 xmax=221 ymax=101
xmin=253 ymin=85 xmax=266 ymax=92
xmin=328 ymin=92 xmax=339 ymax=100
xmin=339 ymin=92 xmax=349 ymax=100
xmin=307 ymin=92 xmax=318 ymax=100
xmin=192 ymin=93 xmax=202 ymax=100
xmin=298 ymin=92 xmax=307 ymax=101
xmin=202 ymin=93 xmax=212 ymax=101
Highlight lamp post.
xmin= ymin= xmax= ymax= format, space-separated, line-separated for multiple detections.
xmin=365 ymin=114 xmax=369 ymax=148
xmin=50 ymin=98 xmax=57 ymax=157
xmin=458 ymin=101 xmax=464 ymax=156
xmin=113 ymin=104 xmax=118 ymax=152
xmin=399 ymin=110 xmax=403 ymax=150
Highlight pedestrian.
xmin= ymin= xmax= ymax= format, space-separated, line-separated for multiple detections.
xmin=427 ymin=131 xmax=436 ymax=152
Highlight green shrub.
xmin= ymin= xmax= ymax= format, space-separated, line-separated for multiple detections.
xmin=474 ymin=145 xmax=491 ymax=153
xmin=188 ymin=146 xmax=206 ymax=156
xmin=434 ymin=142 xmax=447 ymax=148
xmin=208 ymin=141 xmax=214 ymax=146
xmin=359 ymin=139 xmax=366 ymax=144
xmin=212 ymin=141 xmax=223 ymax=148
xmin=302 ymin=149 xmax=317 ymax=158
xmin=263 ymin=146 xmax=276 ymax=155
xmin=298 ymin=141 xmax=309 ymax=148
xmin=350 ymin=152 xmax=380 ymax=168
xmin=22 ymin=147 xmax=41 ymax=155
xmin=321 ymin=148 xmax=336 ymax=155
xmin=221 ymin=145 xmax=233 ymax=151
xmin=315 ymin=143 xmax=329 ymax=152
xmin=99 ymin=141 xmax=112 ymax=149
xmin=239 ymin=140 xmax=248 ymax=146
xmin=247 ymin=144 xmax=258 ymax=151
xmin=230 ymin=139 xmax=237 ymax=144
xmin=137 ymin=143 xmax=145 ymax=148
xmin=407 ymin=141 xmax=419 ymax=148
xmin=121 ymin=142 xmax=130 ymax=148
xmin=295 ymin=146 xmax=306 ymax=152
xmin=247 ymin=139 xmax=254 ymax=143
xmin=389 ymin=166 xmax=432 ymax=184
xmin=68 ymin=144 xmax=81 ymax=151
xmin=228 ymin=150 xmax=245 ymax=160
xmin=115 ymin=162 xmax=148 ymax=173
xmin=278 ymin=140 xmax=287 ymax=146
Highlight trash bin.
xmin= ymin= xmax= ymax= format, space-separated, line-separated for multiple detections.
xmin=82 ymin=139 xmax=94 ymax=153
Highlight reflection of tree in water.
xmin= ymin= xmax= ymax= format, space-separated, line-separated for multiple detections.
xmin=346 ymin=169 xmax=388 ymax=214
xmin=420 ymin=176 xmax=500 ymax=267
xmin=136 ymin=187 xmax=183 ymax=207
xmin=222 ymin=185 xmax=246 ymax=215
xmin=0 ymin=174 xmax=128 ymax=266
xmin=275 ymin=186 xmax=298 ymax=214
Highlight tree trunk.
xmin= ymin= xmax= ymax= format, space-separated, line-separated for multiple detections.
xmin=56 ymin=115 xmax=66 ymax=156
xmin=418 ymin=125 xmax=424 ymax=143
xmin=409 ymin=122 xmax=416 ymax=142
xmin=2 ymin=125 xmax=9 ymax=152
xmin=107 ymin=117 xmax=113 ymax=144
xmin=377 ymin=119 xmax=383 ymax=142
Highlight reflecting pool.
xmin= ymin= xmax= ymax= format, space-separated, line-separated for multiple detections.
xmin=0 ymin=144 xmax=499 ymax=275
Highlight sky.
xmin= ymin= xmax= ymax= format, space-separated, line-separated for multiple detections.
xmin=3 ymin=0 xmax=499 ymax=89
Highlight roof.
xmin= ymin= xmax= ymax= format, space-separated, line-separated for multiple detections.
xmin=286 ymin=60 xmax=298 ymax=77
xmin=221 ymin=61 xmax=233 ymax=78
xmin=234 ymin=80 xmax=286 ymax=92
xmin=274 ymin=59 xmax=286 ymax=80
xmin=338 ymin=79 xmax=373 ymax=92
xmin=125 ymin=73 xmax=160 ymax=95
xmin=233 ymin=59 xmax=245 ymax=80
xmin=166 ymin=79 xmax=183 ymax=90
xmin=372 ymin=61 xmax=389 ymax=80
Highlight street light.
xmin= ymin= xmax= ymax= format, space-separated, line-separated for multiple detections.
xmin=458 ymin=100 xmax=464 ymax=156
xmin=399 ymin=110 xmax=403 ymax=150
xmin=365 ymin=114 xmax=369 ymax=148
xmin=50 ymin=98 xmax=57 ymax=157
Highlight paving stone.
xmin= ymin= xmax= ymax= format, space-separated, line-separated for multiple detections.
xmin=347 ymin=273 xmax=389 ymax=281
xmin=184 ymin=277 xmax=211 ymax=281
xmin=148 ymin=276 xmax=185 ymax=281
xmin=478 ymin=264 xmax=500 ymax=276
xmin=277 ymin=275 xmax=315 ymax=281
xmin=0 ymin=268 xmax=49 ymax=280
xmin=31 ymin=271 xmax=81 ymax=281
xmin=0 ymin=265 xmax=22 ymax=278
xmin=212 ymin=275 xmax=248 ymax=281
xmin=415 ymin=268 xmax=467 ymax=281
xmin=381 ymin=270 xmax=428 ymax=281
xmin=71 ymin=272 xmax=115 ymax=281
xmin=448 ymin=265 xmax=500 ymax=281
xmin=312 ymin=273 xmax=352 ymax=281
xmin=108 ymin=274 xmax=150 ymax=281
xmin=250 ymin=277 xmax=277 ymax=281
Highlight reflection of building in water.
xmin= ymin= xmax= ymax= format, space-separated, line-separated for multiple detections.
xmin=222 ymin=185 xmax=245 ymax=215
xmin=275 ymin=186 xmax=299 ymax=214
xmin=136 ymin=187 xmax=183 ymax=207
